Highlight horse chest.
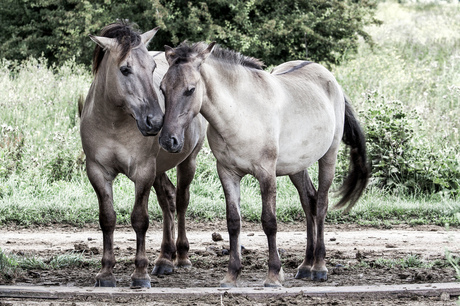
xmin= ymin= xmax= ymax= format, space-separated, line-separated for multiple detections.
xmin=85 ymin=130 xmax=157 ymax=177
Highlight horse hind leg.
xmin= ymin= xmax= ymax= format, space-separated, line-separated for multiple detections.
xmin=289 ymin=170 xmax=317 ymax=280
xmin=259 ymin=170 xmax=284 ymax=287
xmin=151 ymin=173 xmax=177 ymax=276
xmin=310 ymin=151 xmax=338 ymax=282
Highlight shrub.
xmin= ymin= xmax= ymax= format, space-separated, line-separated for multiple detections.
xmin=0 ymin=0 xmax=380 ymax=68
xmin=154 ymin=0 xmax=381 ymax=67
xmin=357 ymin=91 xmax=460 ymax=196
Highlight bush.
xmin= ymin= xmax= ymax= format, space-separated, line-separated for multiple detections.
xmin=0 ymin=0 xmax=380 ymax=68
xmin=358 ymin=91 xmax=460 ymax=196
xmin=154 ymin=0 xmax=380 ymax=67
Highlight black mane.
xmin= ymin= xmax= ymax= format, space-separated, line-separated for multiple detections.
xmin=173 ymin=42 xmax=264 ymax=70
xmin=92 ymin=20 xmax=142 ymax=75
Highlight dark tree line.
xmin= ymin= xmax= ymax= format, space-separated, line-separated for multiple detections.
xmin=0 ymin=0 xmax=380 ymax=68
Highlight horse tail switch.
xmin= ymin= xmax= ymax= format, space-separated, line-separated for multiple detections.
xmin=334 ymin=96 xmax=371 ymax=213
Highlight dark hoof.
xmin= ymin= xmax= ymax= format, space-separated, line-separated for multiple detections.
xmin=312 ymin=270 xmax=328 ymax=282
xmin=94 ymin=279 xmax=116 ymax=287
xmin=130 ymin=279 xmax=151 ymax=289
xmin=295 ymin=269 xmax=311 ymax=279
xmin=152 ymin=264 xmax=174 ymax=276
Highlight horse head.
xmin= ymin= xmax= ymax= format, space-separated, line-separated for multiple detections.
xmin=90 ymin=22 xmax=163 ymax=136
xmin=159 ymin=42 xmax=216 ymax=153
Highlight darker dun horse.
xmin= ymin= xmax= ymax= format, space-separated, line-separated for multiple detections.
xmin=159 ymin=42 xmax=370 ymax=287
xmin=80 ymin=22 xmax=206 ymax=288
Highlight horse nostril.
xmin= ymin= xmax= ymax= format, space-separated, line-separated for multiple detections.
xmin=170 ymin=135 xmax=178 ymax=148
xmin=159 ymin=134 xmax=182 ymax=153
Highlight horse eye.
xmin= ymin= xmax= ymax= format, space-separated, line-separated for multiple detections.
xmin=120 ymin=66 xmax=131 ymax=76
xmin=184 ymin=87 xmax=195 ymax=96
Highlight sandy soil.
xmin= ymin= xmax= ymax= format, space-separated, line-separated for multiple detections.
xmin=0 ymin=221 xmax=459 ymax=305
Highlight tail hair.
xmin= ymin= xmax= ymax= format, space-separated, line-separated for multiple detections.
xmin=334 ymin=96 xmax=370 ymax=213
xmin=78 ymin=94 xmax=85 ymax=118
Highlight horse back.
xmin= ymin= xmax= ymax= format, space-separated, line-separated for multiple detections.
xmin=270 ymin=61 xmax=346 ymax=174
xmin=272 ymin=61 xmax=342 ymax=103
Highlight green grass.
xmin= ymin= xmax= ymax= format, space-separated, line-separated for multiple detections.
xmin=0 ymin=1 xmax=459 ymax=227
xmin=0 ymin=248 xmax=99 ymax=282
xmin=334 ymin=1 xmax=460 ymax=145
xmin=369 ymin=254 xmax=436 ymax=269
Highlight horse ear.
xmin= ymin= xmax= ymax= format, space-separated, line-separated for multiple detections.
xmin=141 ymin=27 xmax=160 ymax=47
xmin=89 ymin=35 xmax=117 ymax=51
xmin=164 ymin=45 xmax=176 ymax=65
xmin=198 ymin=41 xmax=216 ymax=61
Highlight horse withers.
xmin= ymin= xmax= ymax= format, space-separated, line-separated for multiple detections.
xmin=159 ymin=42 xmax=369 ymax=287
xmin=80 ymin=22 xmax=206 ymax=288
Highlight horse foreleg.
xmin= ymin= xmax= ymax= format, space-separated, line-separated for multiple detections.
xmin=311 ymin=156 xmax=337 ymax=282
xmin=175 ymin=150 xmax=200 ymax=268
xmin=259 ymin=171 xmax=284 ymax=287
xmin=217 ymin=163 xmax=243 ymax=288
xmin=86 ymin=162 xmax=117 ymax=287
xmin=289 ymin=170 xmax=318 ymax=280
xmin=152 ymin=173 xmax=176 ymax=276
xmin=130 ymin=179 xmax=155 ymax=288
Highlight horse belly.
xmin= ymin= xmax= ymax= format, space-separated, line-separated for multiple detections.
xmin=276 ymin=125 xmax=335 ymax=176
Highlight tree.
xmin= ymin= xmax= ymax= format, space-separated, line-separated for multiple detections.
xmin=153 ymin=0 xmax=380 ymax=67
xmin=0 ymin=0 xmax=380 ymax=68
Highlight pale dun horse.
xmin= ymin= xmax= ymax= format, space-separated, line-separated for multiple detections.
xmin=159 ymin=42 xmax=370 ymax=287
xmin=80 ymin=22 xmax=206 ymax=288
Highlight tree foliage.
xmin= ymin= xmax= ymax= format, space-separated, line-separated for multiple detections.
xmin=0 ymin=0 xmax=379 ymax=68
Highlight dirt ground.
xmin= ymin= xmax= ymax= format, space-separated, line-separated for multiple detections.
xmin=0 ymin=221 xmax=459 ymax=305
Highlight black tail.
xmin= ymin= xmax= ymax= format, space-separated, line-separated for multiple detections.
xmin=78 ymin=94 xmax=85 ymax=118
xmin=334 ymin=97 xmax=370 ymax=212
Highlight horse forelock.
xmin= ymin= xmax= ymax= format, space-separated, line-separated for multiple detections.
xmin=92 ymin=20 xmax=142 ymax=75
xmin=172 ymin=42 xmax=264 ymax=70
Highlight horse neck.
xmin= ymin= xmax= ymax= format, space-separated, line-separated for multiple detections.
xmin=200 ymin=61 xmax=267 ymax=139
xmin=87 ymin=71 xmax=132 ymax=126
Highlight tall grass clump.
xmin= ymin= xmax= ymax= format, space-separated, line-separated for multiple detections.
xmin=0 ymin=57 xmax=89 ymax=182
xmin=334 ymin=1 xmax=460 ymax=199
xmin=0 ymin=57 xmax=96 ymax=225
xmin=0 ymin=248 xmax=19 ymax=282
xmin=334 ymin=91 xmax=460 ymax=196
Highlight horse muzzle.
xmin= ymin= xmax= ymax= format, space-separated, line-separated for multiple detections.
xmin=159 ymin=133 xmax=184 ymax=153
xmin=137 ymin=114 xmax=164 ymax=136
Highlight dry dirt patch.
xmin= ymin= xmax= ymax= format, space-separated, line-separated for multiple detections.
xmin=0 ymin=222 xmax=459 ymax=305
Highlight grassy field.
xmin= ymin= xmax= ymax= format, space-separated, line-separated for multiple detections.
xmin=0 ymin=1 xmax=459 ymax=227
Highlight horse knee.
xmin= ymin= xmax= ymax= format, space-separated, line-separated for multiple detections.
xmin=227 ymin=217 xmax=241 ymax=236
xmin=99 ymin=210 xmax=116 ymax=232
xmin=261 ymin=215 xmax=277 ymax=236
xmin=131 ymin=211 xmax=149 ymax=233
